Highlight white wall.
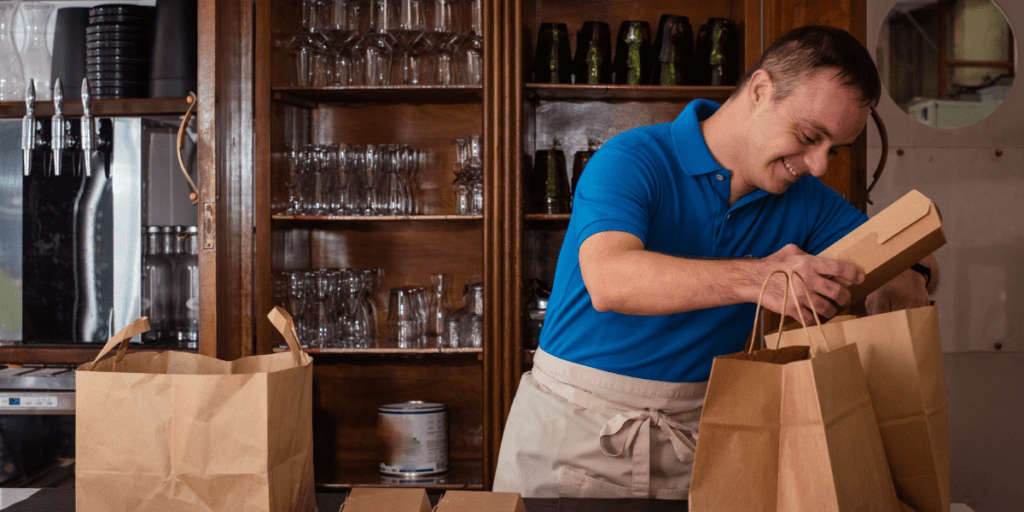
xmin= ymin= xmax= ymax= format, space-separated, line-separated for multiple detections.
xmin=866 ymin=1 xmax=1024 ymax=510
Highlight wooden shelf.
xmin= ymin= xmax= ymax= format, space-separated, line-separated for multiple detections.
xmin=274 ymin=346 xmax=483 ymax=356
xmin=0 ymin=97 xmax=192 ymax=118
xmin=314 ymin=458 xmax=483 ymax=490
xmin=273 ymin=214 xmax=483 ymax=222
xmin=525 ymin=84 xmax=736 ymax=103
xmin=524 ymin=213 xmax=571 ymax=222
xmin=272 ymin=86 xmax=484 ymax=107
xmin=0 ymin=343 xmax=197 ymax=365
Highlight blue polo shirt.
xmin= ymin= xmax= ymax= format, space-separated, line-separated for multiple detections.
xmin=539 ymin=99 xmax=867 ymax=383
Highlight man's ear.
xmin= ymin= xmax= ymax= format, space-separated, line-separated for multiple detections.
xmin=747 ymin=69 xmax=775 ymax=106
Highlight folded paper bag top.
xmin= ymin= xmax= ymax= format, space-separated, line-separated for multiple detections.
xmin=435 ymin=490 xmax=527 ymax=512
xmin=340 ymin=488 xmax=431 ymax=512
xmin=818 ymin=189 xmax=945 ymax=305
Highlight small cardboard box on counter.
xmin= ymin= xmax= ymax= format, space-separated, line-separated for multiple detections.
xmin=339 ymin=488 xmax=431 ymax=512
xmin=435 ymin=490 xmax=527 ymax=512
xmin=818 ymin=189 xmax=945 ymax=304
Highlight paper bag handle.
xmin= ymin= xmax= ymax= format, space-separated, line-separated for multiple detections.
xmin=91 ymin=317 xmax=152 ymax=364
xmin=267 ymin=306 xmax=306 ymax=367
xmin=746 ymin=270 xmax=791 ymax=353
xmin=786 ymin=271 xmax=831 ymax=356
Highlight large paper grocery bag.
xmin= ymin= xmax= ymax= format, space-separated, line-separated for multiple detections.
xmin=769 ymin=305 xmax=950 ymax=512
xmin=76 ymin=307 xmax=316 ymax=512
xmin=690 ymin=272 xmax=899 ymax=511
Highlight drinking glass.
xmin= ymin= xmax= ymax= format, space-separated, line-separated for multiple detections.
xmin=334 ymin=268 xmax=366 ymax=347
xmin=427 ymin=273 xmax=452 ymax=347
xmin=361 ymin=144 xmax=383 ymax=214
xmin=573 ymin=21 xmax=612 ymax=85
xmin=352 ymin=0 xmax=395 ymax=85
xmin=0 ymin=0 xmax=23 ymax=101
xmin=311 ymin=145 xmax=336 ymax=215
xmin=324 ymin=0 xmax=363 ymax=85
xmin=285 ymin=271 xmax=312 ymax=346
xmin=312 ymin=269 xmax=338 ymax=348
xmin=386 ymin=287 xmax=421 ymax=348
xmin=533 ymin=22 xmax=571 ymax=84
xmin=392 ymin=0 xmax=428 ymax=84
xmin=454 ymin=0 xmax=482 ymax=85
xmin=460 ymin=282 xmax=483 ymax=348
xmin=648 ymin=15 xmax=693 ymax=86
xmin=355 ymin=268 xmax=383 ymax=346
xmin=286 ymin=0 xmax=330 ymax=86
xmin=18 ymin=1 xmax=53 ymax=100
xmin=612 ymin=20 xmax=651 ymax=85
xmin=424 ymin=0 xmax=461 ymax=85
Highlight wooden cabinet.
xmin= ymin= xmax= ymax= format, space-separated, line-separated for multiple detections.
xmin=250 ymin=0 xmax=504 ymax=490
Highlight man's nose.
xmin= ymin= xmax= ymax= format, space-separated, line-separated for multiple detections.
xmin=805 ymin=145 xmax=830 ymax=177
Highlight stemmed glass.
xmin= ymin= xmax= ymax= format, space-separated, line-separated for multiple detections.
xmin=285 ymin=271 xmax=311 ymax=346
xmin=392 ymin=0 xmax=429 ymax=84
xmin=454 ymin=0 xmax=482 ymax=84
xmin=424 ymin=0 xmax=462 ymax=85
xmin=355 ymin=268 xmax=383 ymax=347
xmin=286 ymin=0 xmax=330 ymax=86
xmin=335 ymin=268 xmax=366 ymax=347
xmin=323 ymin=0 xmax=363 ymax=85
xmin=351 ymin=0 xmax=395 ymax=85
xmin=282 ymin=144 xmax=304 ymax=214
xmin=312 ymin=269 xmax=338 ymax=348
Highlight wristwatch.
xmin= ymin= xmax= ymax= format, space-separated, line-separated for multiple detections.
xmin=910 ymin=262 xmax=932 ymax=289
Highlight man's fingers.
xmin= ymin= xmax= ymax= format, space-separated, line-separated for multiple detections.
xmin=814 ymin=258 xmax=864 ymax=286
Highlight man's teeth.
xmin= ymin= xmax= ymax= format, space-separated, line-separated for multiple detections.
xmin=783 ymin=158 xmax=796 ymax=176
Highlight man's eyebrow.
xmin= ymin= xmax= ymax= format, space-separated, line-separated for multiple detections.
xmin=800 ymin=118 xmax=833 ymax=140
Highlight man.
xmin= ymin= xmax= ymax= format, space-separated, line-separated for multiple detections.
xmin=493 ymin=25 xmax=937 ymax=498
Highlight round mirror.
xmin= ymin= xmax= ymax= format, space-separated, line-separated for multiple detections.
xmin=877 ymin=0 xmax=1015 ymax=128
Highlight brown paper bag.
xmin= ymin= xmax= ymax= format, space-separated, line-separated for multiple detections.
xmin=76 ymin=307 xmax=317 ymax=512
xmin=769 ymin=305 xmax=950 ymax=512
xmin=689 ymin=271 xmax=899 ymax=512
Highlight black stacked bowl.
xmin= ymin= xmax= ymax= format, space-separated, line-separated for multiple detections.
xmin=86 ymin=4 xmax=153 ymax=99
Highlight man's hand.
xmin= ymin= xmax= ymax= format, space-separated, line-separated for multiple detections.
xmin=756 ymin=244 xmax=865 ymax=322
xmin=864 ymin=263 xmax=934 ymax=315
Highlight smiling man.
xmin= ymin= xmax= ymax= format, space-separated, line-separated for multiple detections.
xmin=493 ymin=25 xmax=935 ymax=498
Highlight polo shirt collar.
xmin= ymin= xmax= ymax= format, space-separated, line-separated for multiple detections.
xmin=671 ymin=98 xmax=771 ymax=209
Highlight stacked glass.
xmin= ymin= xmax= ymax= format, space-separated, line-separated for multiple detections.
xmin=274 ymin=268 xmax=384 ymax=348
xmin=451 ymin=134 xmax=483 ymax=215
xmin=280 ymin=143 xmax=425 ymax=216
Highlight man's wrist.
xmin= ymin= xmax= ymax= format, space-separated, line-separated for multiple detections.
xmin=910 ymin=262 xmax=932 ymax=290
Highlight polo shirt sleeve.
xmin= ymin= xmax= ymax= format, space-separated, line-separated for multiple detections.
xmin=570 ymin=130 xmax=666 ymax=251
xmin=800 ymin=177 xmax=869 ymax=254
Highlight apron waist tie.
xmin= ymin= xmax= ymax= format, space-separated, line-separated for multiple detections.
xmin=532 ymin=365 xmax=700 ymax=498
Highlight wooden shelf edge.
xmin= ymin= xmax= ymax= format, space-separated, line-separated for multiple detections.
xmin=524 ymin=213 xmax=571 ymax=221
xmin=0 ymin=344 xmax=197 ymax=366
xmin=0 ymin=97 xmax=192 ymax=118
xmin=273 ymin=346 xmax=483 ymax=355
xmin=315 ymin=458 xmax=483 ymax=490
xmin=272 ymin=85 xmax=484 ymax=106
xmin=273 ymin=214 xmax=484 ymax=222
xmin=525 ymin=83 xmax=736 ymax=103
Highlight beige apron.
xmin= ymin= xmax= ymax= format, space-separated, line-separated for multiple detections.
xmin=493 ymin=349 xmax=707 ymax=499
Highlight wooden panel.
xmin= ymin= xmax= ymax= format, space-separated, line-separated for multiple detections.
xmin=309 ymin=356 xmax=483 ymax=484
xmin=0 ymin=98 xmax=190 ymax=118
xmin=762 ymin=0 xmax=868 ymax=209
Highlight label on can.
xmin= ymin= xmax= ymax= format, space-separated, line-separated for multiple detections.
xmin=378 ymin=401 xmax=449 ymax=476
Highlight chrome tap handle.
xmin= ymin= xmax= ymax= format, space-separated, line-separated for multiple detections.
xmin=51 ymin=78 xmax=66 ymax=177
xmin=21 ymin=80 xmax=36 ymax=177
xmin=81 ymin=77 xmax=96 ymax=177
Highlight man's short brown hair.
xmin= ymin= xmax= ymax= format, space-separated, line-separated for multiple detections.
xmin=734 ymin=25 xmax=882 ymax=107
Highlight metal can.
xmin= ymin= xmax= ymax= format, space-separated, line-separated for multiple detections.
xmin=378 ymin=401 xmax=449 ymax=477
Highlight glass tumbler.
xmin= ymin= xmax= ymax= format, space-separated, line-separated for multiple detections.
xmin=18 ymin=2 xmax=54 ymax=100
xmin=386 ymin=287 xmax=421 ymax=348
xmin=0 ymin=0 xmax=23 ymax=101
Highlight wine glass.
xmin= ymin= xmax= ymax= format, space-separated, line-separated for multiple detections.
xmin=392 ymin=0 xmax=430 ymax=85
xmin=285 ymin=0 xmax=330 ymax=86
xmin=423 ymin=0 xmax=462 ymax=85
xmin=351 ymin=0 xmax=395 ymax=85
xmin=454 ymin=0 xmax=482 ymax=84
xmin=323 ymin=0 xmax=363 ymax=85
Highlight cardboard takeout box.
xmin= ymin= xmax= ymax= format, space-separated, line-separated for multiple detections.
xmin=435 ymin=490 xmax=527 ymax=512
xmin=818 ymin=189 xmax=945 ymax=304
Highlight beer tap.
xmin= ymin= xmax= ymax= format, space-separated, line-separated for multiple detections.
xmin=21 ymin=79 xmax=35 ymax=176
xmin=81 ymin=77 xmax=95 ymax=177
xmin=51 ymin=78 xmax=66 ymax=177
